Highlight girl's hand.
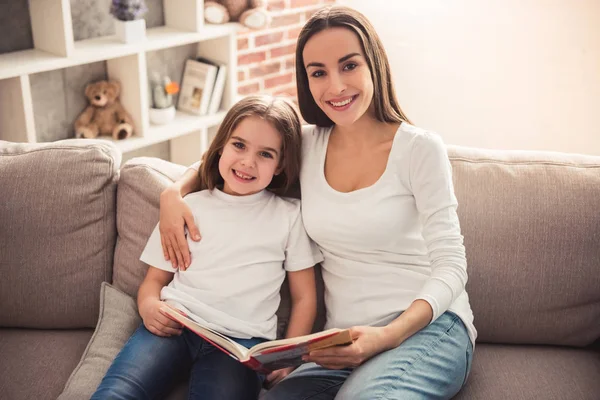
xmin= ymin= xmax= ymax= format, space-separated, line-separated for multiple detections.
xmin=159 ymin=187 xmax=201 ymax=270
xmin=139 ymin=298 xmax=183 ymax=337
xmin=265 ymin=366 xmax=295 ymax=388
xmin=302 ymin=326 xmax=392 ymax=370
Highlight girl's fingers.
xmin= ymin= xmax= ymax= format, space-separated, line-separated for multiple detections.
xmin=157 ymin=311 xmax=183 ymax=329
xmin=157 ymin=323 xmax=183 ymax=336
xmin=147 ymin=324 xmax=169 ymax=337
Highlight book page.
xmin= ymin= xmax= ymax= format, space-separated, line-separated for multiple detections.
xmin=248 ymin=328 xmax=350 ymax=355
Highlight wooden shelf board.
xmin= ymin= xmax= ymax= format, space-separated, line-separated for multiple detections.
xmin=98 ymin=109 xmax=226 ymax=153
xmin=0 ymin=24 xmax=239 ymax=80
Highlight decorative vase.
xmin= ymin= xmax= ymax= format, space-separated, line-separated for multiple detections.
xmin=114 ymin=18 xmax=146 ymax=44
xmin=149 ymin=106 xmax=176 ymax=125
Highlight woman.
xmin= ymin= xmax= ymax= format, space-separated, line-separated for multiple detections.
xmin=159 ymin=5 xmax=475 ymax=399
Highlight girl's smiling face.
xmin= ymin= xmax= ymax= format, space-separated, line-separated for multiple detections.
xmin=218 ymin=116 xmax=282 ymax=196
xmin=303 ymin=27 xmax=375 ymax=127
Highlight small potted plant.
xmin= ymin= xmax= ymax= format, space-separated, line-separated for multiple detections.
xmin=110 ymin=0 xmax=148 ymax=44
xmin=149 ymin=73 xmax=180 ymax=125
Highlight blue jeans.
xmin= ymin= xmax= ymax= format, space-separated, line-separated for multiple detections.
xmin=264 ymin=311 xmax=473 ymax=400
xmin=92 ymin=324 xmax=266 ymax=400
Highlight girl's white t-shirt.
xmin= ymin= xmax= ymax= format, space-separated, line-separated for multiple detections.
xmin=300 ymin=123 xmax=477 ymax=346
xmin=140 ymin=188 xmax=323 ymax=340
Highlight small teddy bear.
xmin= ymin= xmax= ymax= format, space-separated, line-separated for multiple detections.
xmin=74 ymin=80 xmax=134 ymax=140
xmin=204 ymin=0 xmax=271 ymax=30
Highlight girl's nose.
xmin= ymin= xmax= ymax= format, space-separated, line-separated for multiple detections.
xmin=241 ymin=155 xmax=256 ymax=167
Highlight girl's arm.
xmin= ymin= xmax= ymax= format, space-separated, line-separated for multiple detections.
xmin=159 ymin=167 xmax=203 ymax=270
xmin=284 ymin=267 xmax=317 ymax=338
xmin=266 ymin=266 xmax=317 ymax=386
xmin=137 ymin=267 xmax=182 ymax=337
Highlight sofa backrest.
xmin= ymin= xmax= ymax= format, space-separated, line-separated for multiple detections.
xmin=0 ymin=140 xmax=120 ymax=329
xmin=112 ymin=157 xmax=187 ymax=298
xmin=448 ymin=145 xmax=600 ymax=346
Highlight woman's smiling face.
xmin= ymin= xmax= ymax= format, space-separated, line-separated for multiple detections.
xmin=302 ymin=27 xmax=374 ymax=127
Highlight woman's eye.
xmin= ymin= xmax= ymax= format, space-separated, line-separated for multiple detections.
xmin=311 ymin=70 xmax=325 ymax=78
xmin=343 ymin=62 xmax=357 ymax=71
xmin=260 ymin=151 xmax=273 ymax=159
xmin=232 ymin=142 xmax=245 ymax=149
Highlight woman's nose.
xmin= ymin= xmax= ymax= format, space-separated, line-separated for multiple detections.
xmin=328 ymin=72 xmax=346 ymax=95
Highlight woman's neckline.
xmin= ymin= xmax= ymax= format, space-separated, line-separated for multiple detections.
xmin=319 ymin=123 xmax=404 ymax=196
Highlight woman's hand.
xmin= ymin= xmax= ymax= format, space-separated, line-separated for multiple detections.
xmin=264 ymin=366 xmax=295 ymax=388
xmin=139 ymin=298 xmax=183 ymax=337
xmin=159 ymin=187 xmax=201 ymax=270
xmin=303 ymin=326 xmax=393 ymax=370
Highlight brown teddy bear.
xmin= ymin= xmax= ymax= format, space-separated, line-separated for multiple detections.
xmin=74 ymin=80 xmax=134 ymax=140
xmin=204 ymin=0 xmax=271 ymax=30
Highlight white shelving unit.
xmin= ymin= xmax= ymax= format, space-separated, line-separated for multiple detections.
xmin=0 ymin=0 xmax=239 ymax=166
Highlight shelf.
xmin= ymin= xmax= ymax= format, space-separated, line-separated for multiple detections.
xmin=99 ymin=110 xmax=227 ymax=153
xmin=0 ymin=24 xmax=239 ymax=80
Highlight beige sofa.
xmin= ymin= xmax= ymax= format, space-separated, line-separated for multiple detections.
xmin=1 ymin=139 xmax=599 ymax=400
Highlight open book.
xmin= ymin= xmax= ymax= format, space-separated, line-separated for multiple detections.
xmin=160 ymin=303 xmax=353 ymax=373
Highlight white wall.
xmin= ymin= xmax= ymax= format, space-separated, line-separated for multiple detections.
xmin=340 ymin=0 xmax=600 ymax=155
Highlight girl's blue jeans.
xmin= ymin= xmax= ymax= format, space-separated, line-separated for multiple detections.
xmin=264 ymin=311 xmax=473 ymax=400
xmin=91 ymin=324 xmax=266 ymax=400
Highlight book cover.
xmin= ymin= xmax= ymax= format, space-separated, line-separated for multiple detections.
xmin=196 ymin=57 xmax=227 ymax=115
xmin=177 ymin=59 xmax=219 ymax=116
xmin=160 ymin=303 xmax=353 ymax=373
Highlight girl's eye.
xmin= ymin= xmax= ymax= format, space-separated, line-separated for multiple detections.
xmin=232 ymin=142 xmax=245 ymax=149
xmin=260 ymin=151 xmax=274 ymax=159
xmin=310 ymin=70 xmax=325 ymax=78
xmin=343 ymin=62 xmax=357 ymax=71
xmin=103 ymin=90 xmax=107 ymax=94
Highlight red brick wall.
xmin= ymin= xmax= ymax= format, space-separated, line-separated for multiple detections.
xmin=237 ymin=0 xmax=338 ymax=101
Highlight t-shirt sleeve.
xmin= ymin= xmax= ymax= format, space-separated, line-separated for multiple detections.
xmin=188 ymin=161 xmax=201 ymax=171
xmin=408 ymin=132 xmax=468 ymax=324
xmin=139 ymin=222 xmax=178 ymax=272
xmin=284 ymin=206 xmax=324 ymax=272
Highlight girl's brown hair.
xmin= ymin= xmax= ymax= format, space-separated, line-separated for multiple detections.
xmin=295 ymin=5 xmax=410 ymax=127
xmin=199 ymin=95 xmax=302 ymax=196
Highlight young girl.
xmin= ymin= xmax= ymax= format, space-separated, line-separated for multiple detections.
xmin=160 ymin=6 xmax=476 ymax=400
xmin=92 ymin=95 xmax=322 ymax=400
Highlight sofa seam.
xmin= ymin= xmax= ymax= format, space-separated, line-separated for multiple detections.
xmin=122 ymin=163 xmax=182 ymax=182
xmin=449 ymin=157 xmax=600 ymax=168
xmin=0 ymin=143 xmax=117 ymax=158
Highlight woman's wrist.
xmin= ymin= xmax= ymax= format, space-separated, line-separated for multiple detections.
xmin=380 ymin=324 xmax=406 ymax=350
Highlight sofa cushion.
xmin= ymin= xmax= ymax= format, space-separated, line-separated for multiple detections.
xmin=58 ymin=282 xmax=141 ymax=400
xmin=454 ymin=343 xmax=600 ymax=400
xmin=112 ymin=157 xmax=187 ymax=297
xmin=0 ymin=328 xmax=93 ymax=400
xmin=448 ymin=146 xmax=600 ymax=346
xmin=0 ymin=139 xmax=120 ymax=329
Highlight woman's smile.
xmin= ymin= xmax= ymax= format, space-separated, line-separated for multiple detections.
xmin=326 ymin=95 xmax=359 ymax=111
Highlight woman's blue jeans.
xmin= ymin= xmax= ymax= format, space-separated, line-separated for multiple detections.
xmin=92 ymin=324 xmax=265 ymax=400
xmin=264 ymin=311 xmax=473 ymax=400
